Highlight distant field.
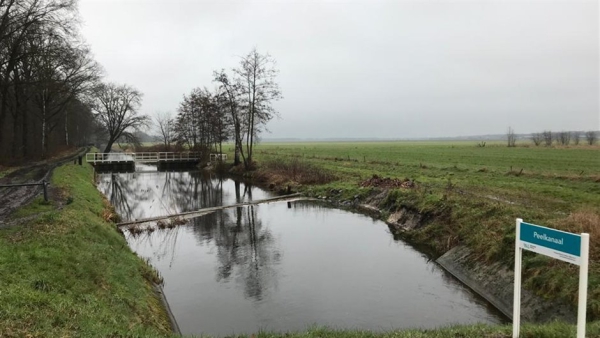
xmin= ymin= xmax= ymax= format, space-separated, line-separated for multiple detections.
xmin=251 ymin=140 xmax=600 ymax=318
xmin=253 ymin=141 xmax=600 ymax=213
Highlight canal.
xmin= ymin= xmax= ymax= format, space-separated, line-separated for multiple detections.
xmin=96 ymin=165 xmax=505 ymax=336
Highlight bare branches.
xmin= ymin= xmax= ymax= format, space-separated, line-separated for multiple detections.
xmin=91 ymin=82 xmax=148 ymax=153
xmin=531 ymin=133 xmax=543 ymax=146
xmin=557 ymin=131 xmax=571 ymax=146
xmin=173 ymin=87 xmax=230 ymax=157
xmin=585 ymin=131 xmax=598 ymax=145
xmin=506 ymin=127 xmax=516 ymax=147
xmin=207 ymin=49 xmax=283 ymax=168
xmin=530 ymin=130 xmax=596 ymax=147
xmin=234 ymin=48 xmax=282 ymax=168
xmin=154 ymin=111 xmax=174 ymax=151
xmin=542 ymin=130 xmax=553 ymax=146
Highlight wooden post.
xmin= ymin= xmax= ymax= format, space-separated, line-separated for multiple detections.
xmin=42 ymin=180 xmax=48 ymax=202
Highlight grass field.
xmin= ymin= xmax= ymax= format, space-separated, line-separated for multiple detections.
xmin=252 ymin=141 xmax=600 ymax=212
xmin=250 ymin=140 xmax=600 ymax=319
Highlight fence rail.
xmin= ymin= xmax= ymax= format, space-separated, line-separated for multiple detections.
xmin=0 ymin=180 xmax=49 ymax=201
xmin=86 ymin=152 xmax=202 ymax=163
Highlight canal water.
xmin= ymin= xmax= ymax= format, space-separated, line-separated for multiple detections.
xmin=96 ymin=166 xmax=505 ymax=336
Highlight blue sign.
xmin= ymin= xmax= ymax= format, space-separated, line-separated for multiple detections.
xmin=520 ymin=222 xmax=581 ymax=256
xmin=514 ymin=219 xmax=590 ymax=337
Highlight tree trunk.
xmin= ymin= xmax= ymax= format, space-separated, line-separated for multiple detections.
xmin=22 ymin=102 xmax=28 ymax=158
xmin=41 ymin=102 xmax=46 ymax=158
xmin=64 ymin=111 xmax=69 ymax=146
xmin=104 ymin=138 xmax=115 ymax=153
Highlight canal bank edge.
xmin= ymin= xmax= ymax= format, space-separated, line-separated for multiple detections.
xmin=436 ymin=245 xmax=576 ymax=322
xmin=245 ymin=170 xmax=578 ymax=324
xmin=154 ymin=283 xmax=182 ymax=335
xmin=0 ymin=161 xmax=174 ymax=336
xmin=360 ymin=196 xmax=576 ymax=323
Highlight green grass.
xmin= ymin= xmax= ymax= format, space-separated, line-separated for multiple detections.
xmin=252 ymin=141 xmax=600 ymax=208
xmin=0 ymin=162 xmax=172 ymax=337
xmin=251 ymin=140 xmax=600 ymax=220
xmin=246 ymin=322 xmax=600 ymax=338
xmin=249 ymin=141 xmax=600 ymax=319
xmin=9 ymin=196 xmax=56 ymax=220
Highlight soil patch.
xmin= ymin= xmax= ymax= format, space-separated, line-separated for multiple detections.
xmin=359 ymin=175 xmax=416 ymax=189
xmin=0 ymin=147 xmax=87 ymax=223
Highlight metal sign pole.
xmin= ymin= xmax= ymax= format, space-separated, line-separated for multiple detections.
xmin=515 ymin=218 xmax=589 ymax=338
xmin=513 ymin=218 xmax=522 ymax=338
xmin=577 ymin=233 xmax=590 ymax=338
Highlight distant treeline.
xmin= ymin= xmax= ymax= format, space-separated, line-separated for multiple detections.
xmin=529 ymin=130 xmax=597 ymax=146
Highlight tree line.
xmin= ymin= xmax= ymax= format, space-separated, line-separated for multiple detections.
xmin=157 ymin=48 xmax=281 ymax=169
xmin=506 ymin=128 xmax=598 ymax=147
xmin=530 ymin=130 xmax=598 ymax=146
xmin=0 ymin=0 xmax=149 ymax=163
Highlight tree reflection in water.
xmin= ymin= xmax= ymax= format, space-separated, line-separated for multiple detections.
xmin=97 ymin=169 xmax=227 ymax=222
xmin=190 ymin=180 xmax=280 ymax=301
xmin=100 ymin=169 xmax=281 ymax=302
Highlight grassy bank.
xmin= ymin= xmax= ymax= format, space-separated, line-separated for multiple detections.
xmin=249 ymin=141 xmax=600 ymax=320
xmin=254 ymin=322 xmax=600 ymax=338
xmin=0 ymin=161 xmax=172 ymax=336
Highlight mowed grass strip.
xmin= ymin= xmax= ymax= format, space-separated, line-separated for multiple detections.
xmin=250 ymin=141 xmax=600 ymax=319
xmin=250 ymin=322 xmax=600 ymax=338
xmin=0 ymin=162 xmax=172 ymax=337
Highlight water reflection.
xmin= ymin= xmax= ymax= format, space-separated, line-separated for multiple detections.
xmin=97 ymin=169 xmax=506 ymax=336
xmin=98 ymin=167 xmax=281 ymax=303
xmin=183 ymin=204 xmax=280 ymax=302
xmin=97 ymin=165 xmax=270 ymax=222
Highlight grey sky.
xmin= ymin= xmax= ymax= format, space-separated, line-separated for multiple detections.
xmin=78 ymin=0 xmax=599 ymax=139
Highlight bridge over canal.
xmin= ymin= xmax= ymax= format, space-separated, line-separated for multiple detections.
xmin=86 ymin=152 xmax=202 ymax=171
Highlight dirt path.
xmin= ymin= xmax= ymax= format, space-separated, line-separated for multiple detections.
xmin=0 ymin=148 xmax=88 ymax=224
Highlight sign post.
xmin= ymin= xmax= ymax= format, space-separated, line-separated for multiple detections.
xmin=513 ymin=218 xmax=589 ymax=338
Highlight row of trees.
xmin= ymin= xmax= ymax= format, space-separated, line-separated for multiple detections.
xmin=0 ymin=0 xmax=101 ymax=161
xmin=157 ymin=48 xmax=282 ymax=169
xmin=0 ymin=0 xmax=149 ymax=163
xmin=506 ymin=128 xmax=598 ymax=147
xmin=531 ymin=130 xmax=597 ymax=146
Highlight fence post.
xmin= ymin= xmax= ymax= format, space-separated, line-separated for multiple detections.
xmin=42 ymin=180 xmax=48 ymax=202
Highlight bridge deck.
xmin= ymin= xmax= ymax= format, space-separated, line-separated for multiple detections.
xmin=86 ymin=152 xmax=202 ymax=164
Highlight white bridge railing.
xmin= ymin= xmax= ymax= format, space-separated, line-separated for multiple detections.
xmin=86 ymin=152 xmax=202 ymax=163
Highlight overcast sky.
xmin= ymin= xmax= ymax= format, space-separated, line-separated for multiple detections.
xmin=78 ymin=0 xmax=599 ymax=139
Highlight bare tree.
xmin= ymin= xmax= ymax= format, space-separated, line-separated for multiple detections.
xmin=572 ymin=131 xmax=580 ymax=145
xmin=214 ymin=70 xmax=244 ymax=166
xmin=154 ymin=111 xmax=173 ymax=151
xmin=558 ymin=131 xmax=571 ymax=146
xmin=91 ymin=83 xmax=148 ymax=153
xmin=542 ymin=130 xmax=553 ymax=146
xmin=585 ymin=131 xmax=598 ymax=145
xmin=233 ymin=48 xmax=282 ymax=168
xmin=30 ymin=35 xmax=101 ymax=157
xmin=531 ymin=133 xmax=543 ymax=146
xmin=173 ymin=87 xmax=230 ymax=158
xmin=507 ymin=127 xmax=516 ymax=147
